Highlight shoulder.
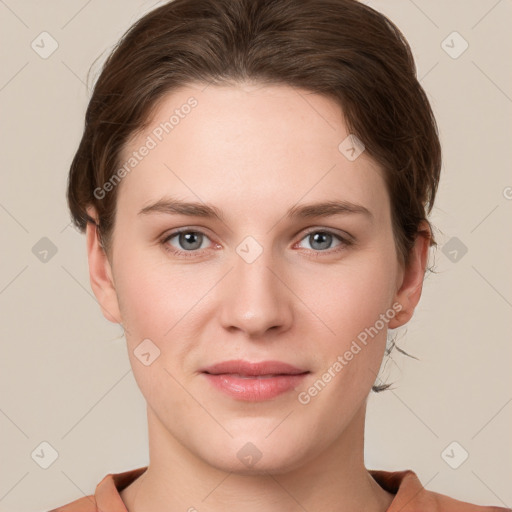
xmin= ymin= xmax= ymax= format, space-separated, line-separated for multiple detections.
xmin=369 ymin=469 xmax=510 ymax=512
xmin=426 ymin=488 xmax=510 ymax=512
xmin=46 ymin=466 xmax=146 ymax=512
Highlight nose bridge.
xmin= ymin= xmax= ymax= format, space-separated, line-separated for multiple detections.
xmin=219 ymin=237 xmax=292 ymax=336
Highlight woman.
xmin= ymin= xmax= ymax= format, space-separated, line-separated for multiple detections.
xmin=51 ymin=0 xmax=508 ymax=510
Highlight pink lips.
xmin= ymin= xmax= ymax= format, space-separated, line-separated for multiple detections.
xmin=201 ymin=359 xmax=309 ymax=401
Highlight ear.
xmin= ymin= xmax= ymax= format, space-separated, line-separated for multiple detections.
xmin=388 ymin=221 xmax=431 ymax=329
xmin=85 ymin=206 xmax=122 ymax=324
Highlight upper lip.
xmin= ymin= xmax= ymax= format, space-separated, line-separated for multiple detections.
xmin=201 ymin=359 xmax=309 ymax=376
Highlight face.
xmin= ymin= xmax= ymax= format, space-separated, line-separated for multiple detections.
xmin=87 ymin=82 xmax=426 ymax=475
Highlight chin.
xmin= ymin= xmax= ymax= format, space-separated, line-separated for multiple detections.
xmin=211 ymin=451 xmax=309 ymax=476
xmin=197 ymin=431 xmax=314 ymax=476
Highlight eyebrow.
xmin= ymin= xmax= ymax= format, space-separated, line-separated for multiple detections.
xmin=138 ymin=196 xmax=373 ymax=221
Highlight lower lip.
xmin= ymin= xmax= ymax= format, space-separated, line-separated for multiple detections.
xmin=203 ymin=373 xmax=308 ymax=401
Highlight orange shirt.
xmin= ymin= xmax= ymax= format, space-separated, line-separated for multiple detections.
xmin=48 ymin=466 xmax=510 ymax=511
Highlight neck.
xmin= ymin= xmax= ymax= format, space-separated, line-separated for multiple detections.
xmin=121 ymin=402 xmax=394 ymax=512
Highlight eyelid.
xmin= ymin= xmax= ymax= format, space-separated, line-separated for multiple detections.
xmin=298 ymin=226 xmax=355 ymax=244
xmin=161 ymin=227 xmax=218 ymax=257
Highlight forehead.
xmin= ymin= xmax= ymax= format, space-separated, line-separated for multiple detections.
xmin=116 ymin=82 xmax=387 ymax=221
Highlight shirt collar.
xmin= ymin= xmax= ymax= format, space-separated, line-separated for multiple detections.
xmin=94 ymin=466 xmax=434 ymax=512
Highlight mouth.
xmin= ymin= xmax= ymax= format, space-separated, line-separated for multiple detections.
xmin=200 ymin=360 xmax=310 ymax=401
xmin=207 ymin=373 xmax=298 ymax=379
xmin=201 ymin=359 xmax=309 ymax=376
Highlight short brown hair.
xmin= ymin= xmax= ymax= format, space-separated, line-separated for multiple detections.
xmin=68 ymin=0 xmax=441 ymax=272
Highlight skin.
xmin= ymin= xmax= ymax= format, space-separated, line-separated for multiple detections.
xmin=86 ymin=82 xmax=430 ymax=512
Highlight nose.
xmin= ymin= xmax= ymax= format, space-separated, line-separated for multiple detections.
xmin=218 ymin=246 xmax=294 ymax=339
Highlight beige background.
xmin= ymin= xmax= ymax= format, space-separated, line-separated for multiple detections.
xmin=1 ymin=0 xmax=511 ymax=510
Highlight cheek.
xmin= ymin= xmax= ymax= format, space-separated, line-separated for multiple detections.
xmin=112 ymin=250 xmax=220 ymax=392
xmin=113 ymin=250 xmax=202 ymax=339
xmin=112 ymin=254 xmax=199 ymax=399
xmin=307 ymin=248 xmax=399 ymax=389
xmin=318 ymin=254 xmax=398 ymax=340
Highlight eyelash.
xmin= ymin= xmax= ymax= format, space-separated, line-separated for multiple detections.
xmin=160 ymin=227 xmax=354 ymax=259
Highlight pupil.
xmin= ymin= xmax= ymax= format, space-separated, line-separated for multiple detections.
xmin=181 ymin=232 xmax=201 ymax=250
xmin=312 ymin=232 xmax=331 ymax=250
